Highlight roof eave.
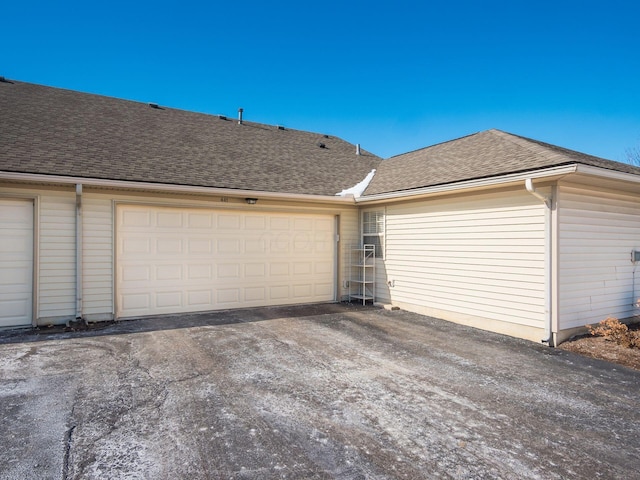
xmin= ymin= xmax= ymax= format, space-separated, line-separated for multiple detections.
xmin=574 ymin=164 xmax=640 ymax=184
xmin=0 ymin=171 xmax=357 ymax=205
xmin=357 ymin=164 xmax=580 ymax=204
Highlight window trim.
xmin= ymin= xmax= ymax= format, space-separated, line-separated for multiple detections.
xmin=361 ymin=209 xmax=385 ymax=259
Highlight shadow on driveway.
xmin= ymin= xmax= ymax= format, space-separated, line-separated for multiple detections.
xmin=0 ymin=302 xmax=363 ymax=345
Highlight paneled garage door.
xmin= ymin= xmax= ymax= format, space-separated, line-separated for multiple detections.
xmin=116 ymin=205 xmax=336 ymax=318
xmin=0 ymin=198 xmax=33 ymax=327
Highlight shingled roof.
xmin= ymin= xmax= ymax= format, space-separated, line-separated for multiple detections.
xmin=0 ymin=80 xmax=381 ymax=196
xmin=364 ymin=129 xmax=640 ymax=195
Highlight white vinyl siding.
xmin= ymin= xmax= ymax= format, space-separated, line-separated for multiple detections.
xmin=383 ymin=190 xmax=546 ymax=328
xmin=82 ymin=196 xmax=113 ymax=317
xmin=38 ymin=193 xmax=76 ymax=320
xmin=557 ymin=184 xmax=640 ymax=329
xmin=339 ymin=209 xmax=360 ymax=300
xmin=0 ymin=184 xmax=360 ymax=325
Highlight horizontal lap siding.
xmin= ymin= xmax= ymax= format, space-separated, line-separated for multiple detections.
xmin=39 ymin=192 xmax=76 ymax=320
xmin=339 ymin=209 xmax=359 ymax=300
xmin=83 ymin=196 xmax=113 ymax=316
xmin=384 ymin=191 xmax=546 ymax=328
xmin=558 ymin=185 xmax=640 ymax=329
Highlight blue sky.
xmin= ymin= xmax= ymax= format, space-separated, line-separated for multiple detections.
xmin=3 ymin=0 xmax=640 ymax=161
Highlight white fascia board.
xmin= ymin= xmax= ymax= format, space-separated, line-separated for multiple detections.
xmin=0 ymin=171 xmax=357 ymax=205
xmin=574 ymin=164 xmax=640 ymax=184
xmin=356 ymin=164 xmax=579 ymax=204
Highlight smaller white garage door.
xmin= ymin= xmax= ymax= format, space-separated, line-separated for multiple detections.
xmin=116 ymin=205 xmax=336 ymax=318
xmin=0 ymin=199 xmax=33 ymax=327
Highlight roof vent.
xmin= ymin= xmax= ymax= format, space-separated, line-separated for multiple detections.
xmin=356 ymin=144 xmax=361 ymax=155
xmin=217 ymin=114 xmax=227 ymax=120
xmin=277 ymin=125 xmax=285 ymax=130
xmin=148 ymin=102 xmax=160 ymax=109
xmin=238 ymin=108 xmax=244 ymax=125
xmin=323 ymin=134 xmax=329 ymax=138
xmin=0 ymin=76 xmax=7 ymax=83
xmin=318 ymin=142 xmax=326 ymax=149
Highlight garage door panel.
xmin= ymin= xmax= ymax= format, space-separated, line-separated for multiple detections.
xmin=269 ymin=285 xmax=290 ymax=300
xmin=269 ymin=263 xmax=290 ymax=276
xmin=315 ymin=283 xmax=334 ymax=296
xmin=116 ymin=205 xmax=335 ymax=318
xmin=121 ymin=210 xmax=150 ymax=227
xmin=218 ymin=239 xmax=241 ymax=254
xmin=293 ymin=262 xmax=312 ymax=275
xmin=157 ymin=211 xmax=183 ymax=228
xmin=188 ymin=264 xmax=213 ymax=280
xmin=218 ymin=289 xmax=240 ymax=304
xmin=269 ymin=217 xmax=290 ymax=230
xmin=293 ymin=284 xmax=313 ymax=298
xmin=121 ymin=265 xmax=151 ymax=282
xmin=156 ymin=238 xmax=183 ymax=255
xmin=156 ymin=291 xmax=182 ymax=308
xmin=187 ymin=290 xmax=213 ymax=306
xmin=188 ymin=239 xmax=213 ymax=254
xmin=0 ymin=199 xmax=33 ymax=327
xmin=217 ymin=263 xmax=240 ymax=279
xmin=245 ymin=263 xmax=265 ymax=277
xmin=245 ymin=287 xmax=266 ymax=302
xmin=155 ymin=264 xmax=183 ymax=281
xmin=122 ymin=237 xmax=150 ymax=255
xmin=245 ymin=239 xmax=266 ymax=253
xmin=218 ymin=214 xmax=241 ymax=229
xmin=0 ymin=298 xmax=31 ymax=319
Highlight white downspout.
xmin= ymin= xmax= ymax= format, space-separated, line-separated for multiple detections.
xmin=75 ymin=184 xmax=83 ymax=321
xmin=525 ymin=178 xmax=553 ymax=344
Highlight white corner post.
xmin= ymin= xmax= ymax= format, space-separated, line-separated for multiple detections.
xmin=525 ymin=178 xmax=554 ymax=345
xmin=75 ymin=184 xmax=83 ymax=320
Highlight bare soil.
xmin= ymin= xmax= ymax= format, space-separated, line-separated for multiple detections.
xmin=557 ymin=323 xmax=640 ymax=371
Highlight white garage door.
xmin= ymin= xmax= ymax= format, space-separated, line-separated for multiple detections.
xmin=0 ymin=198 xmax=33 ymax=327
xmin=116 ymin=205 xmax=336 ymax=318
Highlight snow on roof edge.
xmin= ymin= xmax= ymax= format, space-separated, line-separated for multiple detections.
xmin=335 ymin=169 xmax=376 ymax=198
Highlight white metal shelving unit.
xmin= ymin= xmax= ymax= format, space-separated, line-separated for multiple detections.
xmin=349 ymin=244 xmax=376 ymax=305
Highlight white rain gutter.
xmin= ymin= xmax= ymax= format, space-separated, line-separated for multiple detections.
xmin=525 ymin=178 xmax=553 ymax=345
xmin=575 ymin=164 xmax=640 ymax=184
xmin=75 ymin=183 xmax=83 ymax=320
xmin=0 ymin=172 xmax=356 ymax=205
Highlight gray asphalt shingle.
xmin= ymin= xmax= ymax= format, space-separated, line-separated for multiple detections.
xmin=365 ymin=129 xmax=640 ymax=195
xmin=3 ymin=81 xmax=638 ymax=198
xmin=0 ymin=80 xmax=381 ymax=196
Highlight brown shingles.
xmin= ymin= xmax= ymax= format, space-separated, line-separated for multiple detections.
xmin=364 ymin=129 xmax=640 ymax=195
xmin=5 ymin=81 xmax=638 ymax=199
xmin=0 ymin=81 xmax=381 ymax=196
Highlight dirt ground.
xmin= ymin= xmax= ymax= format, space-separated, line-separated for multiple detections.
xmin=1 ymin=304 xmax=639 ymax=479
xmin=558 ymin=322 xmax=640 ymax=371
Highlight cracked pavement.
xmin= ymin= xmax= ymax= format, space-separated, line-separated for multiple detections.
xmin=0 ymin=304 xmax=639 ymax=479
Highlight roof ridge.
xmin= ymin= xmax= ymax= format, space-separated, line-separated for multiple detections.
xmin=9 ymin=80 xmax=352 ymax=144
xmin=488 ymin=129 xmax=567 ymax=163
xmin=385 ymin=130 xmax=484 ymax=160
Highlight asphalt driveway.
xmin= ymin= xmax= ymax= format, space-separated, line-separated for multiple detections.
xmin=0 ymin=304 xmax=638 ymax=479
